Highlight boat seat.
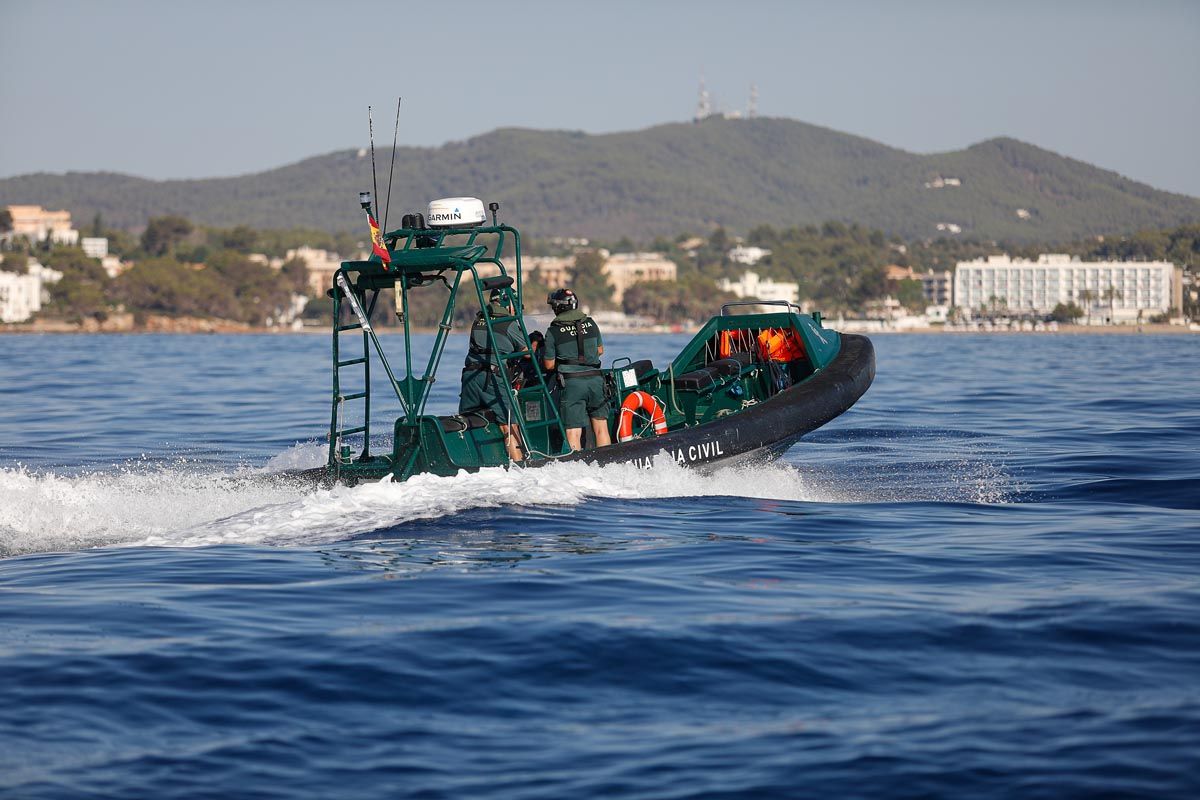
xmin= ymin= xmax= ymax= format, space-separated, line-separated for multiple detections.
xmin=629 ymin=359 xmax=655 ymax=379
xmin=709 ymin=358 xmax=743 ymax=377
xmin=438 ymin=410 xmax=498 ymax=432
xmin=674 ymin=355 xmax=759 ymax=393
xmin=674 ymin=366 xmax=723 ymax=392
xmin=614 ymin=359 xmax=659 ymax=390
xmin=726 ymin=351 xmax=754 ymax=367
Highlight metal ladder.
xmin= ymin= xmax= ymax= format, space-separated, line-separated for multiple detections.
xmin=328 ymin=272 xmax=391 ymax=471
xmin=471 ymin=277 xmax=570 ymax=459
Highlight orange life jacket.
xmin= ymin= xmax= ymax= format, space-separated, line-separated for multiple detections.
xmin=756 ymin=328 xmax=806 ymax=362
xmin=718 ymin=330 xmax=736 ymax=359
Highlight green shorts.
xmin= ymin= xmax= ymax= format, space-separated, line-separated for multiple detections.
xmin=559 ymin=373 xmax=608 ymax=429
xmin=459 ymin=369 xmax=515 ymax=420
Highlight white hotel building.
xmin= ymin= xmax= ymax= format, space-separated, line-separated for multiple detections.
xmin=954 ymin=254 xmax=1181 ymax=323
xmin=0 ymin=260 xmax=63 ymax=323
xmin=717 ymin=271 xmax=800 ymax=306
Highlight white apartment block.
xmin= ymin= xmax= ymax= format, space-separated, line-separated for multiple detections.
xmin=717 ymin=271 xmax=800 ymax=305
xmin=0 ymin=259 xmax=61 ymax=323
xmin=81 ymin=237 xmax=108 ymax=258
xmin=0 ymin=271 xmax=43 ymax=322
xmin=954 ymin=254 xmax=1180 ymax=322
xmin=603 ymin=252 xmax=677 ymax=304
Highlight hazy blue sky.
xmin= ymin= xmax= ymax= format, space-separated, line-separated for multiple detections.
xmin=2 ymin=0 xmax=1197 ymax=195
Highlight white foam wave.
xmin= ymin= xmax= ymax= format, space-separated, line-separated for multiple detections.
xmin=142 ymin=457 xmax=847 ymax=548
xmin=0 ymin=464 xmax=308 ymax=557
xmin=262 ymin=440 xmax=329 ymax=472
xmin=0 ymin=458 xmax=839 ymax=555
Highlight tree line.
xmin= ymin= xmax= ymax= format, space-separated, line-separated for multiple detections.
xmin=3 ymin=214 xmax=1196 ymax=327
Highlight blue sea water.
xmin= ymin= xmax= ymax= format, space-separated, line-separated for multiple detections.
xmin=1 ymin=331 xmax=1199 ymax=798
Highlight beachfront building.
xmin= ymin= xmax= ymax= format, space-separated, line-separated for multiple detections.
xmin=526 ymin=255 xmax=573 ymax=289
xmin=0 ymin=270 xmax=43 ymax=322
xmin=919 ymin=269 xmax=952 ymax=305
xmin=603 ymin=252 xmax=677 ymax=304
xmin=717 ymin=271 xmax=800 ymax=306
xmin=286 ymin=246 xmax=344 ymax=297
xmin=885 ymin=265 xmax=951 ymax=305
xmin=0 ymin=259 xmax=62 ymax=323
xmin=2 ymin=205 xmax=79 ymax=245
xmin=954 ymin=254 xmax=1181 ymax=322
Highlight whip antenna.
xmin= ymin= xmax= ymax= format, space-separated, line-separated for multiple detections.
xmin=383 ymin=97 xmax=402 ymax=232
xmin=368 ymin=105 xmax=379 ymax=219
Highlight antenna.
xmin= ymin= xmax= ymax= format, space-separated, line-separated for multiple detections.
xmin=696 ymin=71 xmax=711 ymax=121
xmin=368 ymin=106 xmax=380 ymax=220
xmin=748 ymin=84 xmax=758 ymax=119
xmin=383 ymin=97 xmax=402 ymax=232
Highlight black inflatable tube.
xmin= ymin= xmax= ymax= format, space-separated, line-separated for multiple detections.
xmin=566 ymin=333 xmax=876 ymax=470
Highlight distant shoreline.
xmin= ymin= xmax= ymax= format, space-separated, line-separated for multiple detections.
xmin=3 ymin=321 xmax=1196 ymax=336
xmin=865 ymin=324 xmax=1197 ymax=336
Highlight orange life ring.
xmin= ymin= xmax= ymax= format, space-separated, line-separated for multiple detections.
xmin=617 ymin=391 xmax=668 ymax=442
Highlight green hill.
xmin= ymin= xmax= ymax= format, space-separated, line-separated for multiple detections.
xmin=3 ymin=118 xmax=1197 ymax=243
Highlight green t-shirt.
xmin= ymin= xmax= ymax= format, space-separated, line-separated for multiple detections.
xmin=544 ymin=309 xmax=603 ymax=373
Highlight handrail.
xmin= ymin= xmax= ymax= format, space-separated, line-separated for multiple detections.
xmin=720 ymin=300 xmax=805 ymax=316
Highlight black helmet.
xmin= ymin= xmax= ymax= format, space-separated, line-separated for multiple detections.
xmin=547 ymin=288 xmax=578 ymax=314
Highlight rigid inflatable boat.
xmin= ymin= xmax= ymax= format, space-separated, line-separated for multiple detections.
xmin=295 ymin=195 xmax=874 ymax=486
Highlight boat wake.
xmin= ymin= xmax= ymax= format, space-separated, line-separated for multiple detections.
xmin=1 ymin=443 xmax=1014 ymax=556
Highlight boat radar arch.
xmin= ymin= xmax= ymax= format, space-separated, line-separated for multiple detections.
xmin=427 ymin=197 xmax=486 ymax=228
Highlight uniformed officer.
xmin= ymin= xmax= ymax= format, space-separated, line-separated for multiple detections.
xmin=459 ymin=288 xmax=526 ymax=462
xmin=541 ymin=288 xmax=612 ymax=451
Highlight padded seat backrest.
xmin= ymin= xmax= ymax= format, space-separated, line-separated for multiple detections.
xmin=674 ymin=366 xmax=721 ymax=392
xmin=709 ymin=358 xmax=743 ymax=377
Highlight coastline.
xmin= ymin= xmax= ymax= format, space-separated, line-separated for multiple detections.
xmin=3 ymin=319 xmax=1196 ymax=336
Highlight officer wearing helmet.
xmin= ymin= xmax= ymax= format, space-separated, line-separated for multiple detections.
xmin=542 ymin=288 xmax=612 ymax=451
xmin=459 ymin=287 xmax=526 ymax=462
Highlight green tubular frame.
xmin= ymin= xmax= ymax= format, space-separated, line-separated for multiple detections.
xmin=326 ymin=222 xmax=570 ymax=480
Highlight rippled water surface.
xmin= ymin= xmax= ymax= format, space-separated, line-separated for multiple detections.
xmin=2 ymin=332 xmax=1199 ymax=798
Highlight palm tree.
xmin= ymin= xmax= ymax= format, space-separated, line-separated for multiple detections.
xmin=1078 ymin=289 xmax=1097 ymax=325
xmin=1102 ymin=285 xmax=1123 ymax=325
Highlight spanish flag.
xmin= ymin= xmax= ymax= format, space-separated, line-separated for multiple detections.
xmin=365 ymin=210 xmax=391 ymax=267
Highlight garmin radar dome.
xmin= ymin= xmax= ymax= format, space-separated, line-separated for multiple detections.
xmin=427 ymin=197 xmax=487 ymax=228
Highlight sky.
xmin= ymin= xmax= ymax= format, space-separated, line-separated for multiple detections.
xmin=1 ymin=0 xmax=1198 ymax=196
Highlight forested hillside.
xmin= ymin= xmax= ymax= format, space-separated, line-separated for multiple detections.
xmin=3 ymin=118 xmax=1198 ymax=243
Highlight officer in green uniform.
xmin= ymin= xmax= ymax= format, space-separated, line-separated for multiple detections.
xmin=541 ymin=288 xmax=612 ymax=451
xmin=460 ymin=288 xmax=526 ymax=462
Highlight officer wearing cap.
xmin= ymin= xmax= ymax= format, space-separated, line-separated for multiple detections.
xmin=460 ymin=288 xmax=526 ymax=462
xmin=542 ymin=288 xmax=612 ymax=451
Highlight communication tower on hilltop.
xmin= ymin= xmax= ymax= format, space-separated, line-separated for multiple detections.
xmin=694 ymin=76 xmax=758 ymax=121
xmin=695 ymin=74 xmax=712 ymax=121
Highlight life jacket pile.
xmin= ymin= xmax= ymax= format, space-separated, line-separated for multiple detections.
xmin=717 ymin=327 xmax=806 ymax=362
xmin=756 ymin=328 xmax=806 ymax=362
